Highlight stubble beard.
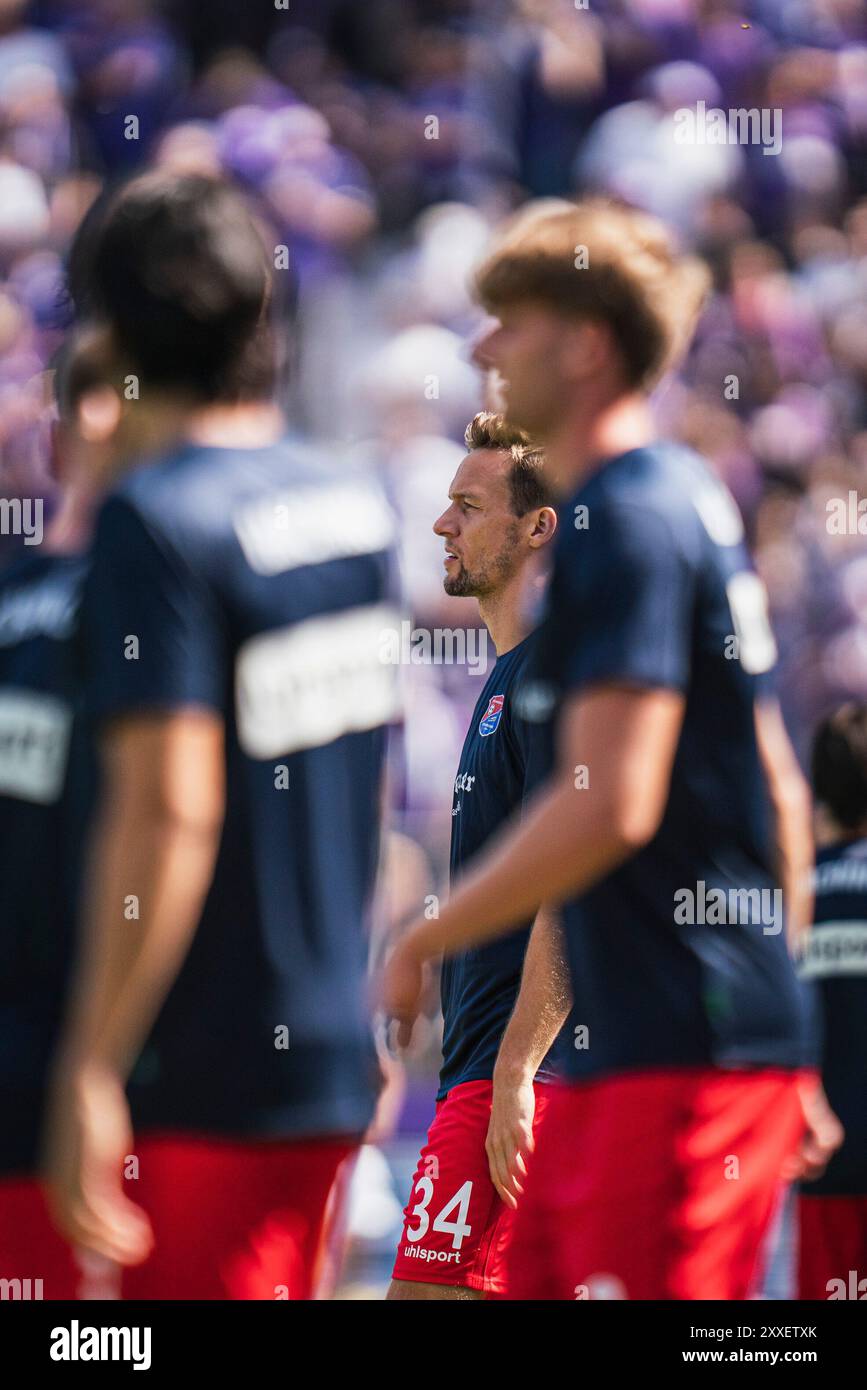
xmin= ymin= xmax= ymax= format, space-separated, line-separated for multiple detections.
xmin=442 ymin=525 xmax=521 ymax=599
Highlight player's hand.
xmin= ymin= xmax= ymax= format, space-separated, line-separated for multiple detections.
xmin=784 ymin=1077 xmax=844 ymax=1183
xmin=43 ymin=1062 xmax=154 ymax=1266
xmin=380 ymin=934 xmax=426 ymax=1049
xmin=364 ymin=1034 xmax=406 ymax=1144
xmin=486 ymin=1069 xmax=535 ymax=1210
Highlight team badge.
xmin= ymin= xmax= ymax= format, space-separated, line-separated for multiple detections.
xmin=479 ymin=693 xmax=505 ymax=737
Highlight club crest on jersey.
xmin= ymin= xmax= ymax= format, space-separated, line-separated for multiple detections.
xmin=479 ymin=693 xmax=505 ymax=737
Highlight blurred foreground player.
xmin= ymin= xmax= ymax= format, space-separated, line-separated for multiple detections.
xmin=389 ymin=412 xmax=567 ymax=1300
xmin=0 ymin=332 xmax=120 ymax=1298
xmin=45 ymin=173 xmax=400 ymax=1299
xmin=385 ymin=199 xmax=832 ymax=1299
xmin=798 ymin=705 xmax=867 ymax=1299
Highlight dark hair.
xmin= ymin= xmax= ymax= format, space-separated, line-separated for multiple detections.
xmin=52 ymin=327 xmax=112 ymax=420
xmin=464 ymin=410 xmax=550 ymax=515
xmin=71 ymin=172 xmax=272 ymax=402
xmin=811 ymin=704 xmax=867 ymax=831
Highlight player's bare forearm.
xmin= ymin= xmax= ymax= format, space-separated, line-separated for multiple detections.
xmin=404 ymin=687 xmax=685 ymax=965
xmin=755 ymin=696 xmax=814 ymax=953
xmin=60 ymin=712 xmax=225 ymax=1081
xmin=485 ymin=907 xmax=570 ymax=1208
xmin=65 ymin=809 xmax=221 ymax=1079
xmin=494 ymin=906 xmax=571 ymax=1086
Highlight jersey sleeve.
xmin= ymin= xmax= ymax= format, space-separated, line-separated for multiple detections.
xmin=83 ymin=495 xmax=227 ymax=723
xmin=556 ymin=496 xmax=696 ymax=695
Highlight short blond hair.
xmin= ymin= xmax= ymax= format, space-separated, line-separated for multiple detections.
xmin=474 ymin=198 xmax=711 ymax=387
xmin=464 ymin=410 xmax=550 ymax=514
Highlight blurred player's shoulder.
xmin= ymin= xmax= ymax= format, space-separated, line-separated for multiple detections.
xmin=97 ymin=433 xmax=396 ymax=575
xmin=569 ymin=440 xmax=750 ymax=577
xmin=590 ymin=441 xmax=739 ymax=527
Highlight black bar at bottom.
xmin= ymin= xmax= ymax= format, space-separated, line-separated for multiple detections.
xmin=0 ymin=1297 xmax=861 ymax=1375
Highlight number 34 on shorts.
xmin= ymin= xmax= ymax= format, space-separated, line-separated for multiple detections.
xmin=391 ymin=1078 xmax=538 ymax=1292
xmin=405 ymin=1177 xmax=474 ymax=1265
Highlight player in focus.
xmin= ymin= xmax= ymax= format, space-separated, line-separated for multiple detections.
xmin=797 ymin=704 xmax=866 ymax=1299
xmin=384 ymin=198 xmax=836 ymax=1299
xmin=43 ymin=172 xmax=400 ymax=1300
xmin=388 ymin=412 xmax=568 ymax=1300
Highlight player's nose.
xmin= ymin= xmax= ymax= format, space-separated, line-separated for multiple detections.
xmin=433 ymin=507 xmax=457 ymax=537
xmin=470 ymin=320 xmax=500 ymax=372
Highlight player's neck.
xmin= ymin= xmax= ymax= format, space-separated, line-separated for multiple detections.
xmin=477 ymin=574 xmax=529 ymax=658
xmin=44 ymin=473 xmax=104 ymax=555
xmin=544 ymin=391 xmax=656 ymax=497
xmin=44 ymin=493 xmax=91 ymax=554
xmin=121 ymin=397 xmax=286 ymax=455
xmin=185 ymin=401 xmax=285 ymax=449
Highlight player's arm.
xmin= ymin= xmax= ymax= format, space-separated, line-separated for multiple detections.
xmin=63 ymin=712 xmax=224 ymax=1076
xmin=753 ymin=698 xmax=843 ymax=1173
xmin=45 ymin=718 xmax=225 ymax=1265
xmin=385 ymin=684 xmax=685 ymax=1039
xmin=487 ymin=904 xmax=570 ymax=1208
xmin=754 ymin=695 xmax=814 ymax=954
xmin=44 ymin=497 xmax=227 ymax=1264
xmin=754 ymin=697 xmax=845 ymax=1174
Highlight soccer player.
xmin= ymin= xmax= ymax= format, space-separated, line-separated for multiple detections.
xmin=44 ymin=172 xmax=400 ymax=1300
xmin=798 ymin=704 xmax=867 ymax=1299
xmin=0 ymin=331 xmax=121 ymax=1299
xmin=384 ymin=198 xmax=832 ymax=1299
xmin=388 ymin=411 xmax=567 ymax=1301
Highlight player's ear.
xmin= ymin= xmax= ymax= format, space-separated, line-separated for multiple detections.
xmin=529 ymin=505 xmax=558 ymax=549
xmin=78 ymin=385 xmax=122 ymax=446
xmin=563 ymin=318 xmax=614 ymax=382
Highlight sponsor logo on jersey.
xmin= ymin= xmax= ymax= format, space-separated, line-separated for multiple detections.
xmin=235 ymin=602 xmax=403 ymax=758
xmin=0 ymin=688 xmax=72 ymax=803
xmin=234 ymin=482 xmax=394 ymax=576
xmin=813 ymin=855 xmax=867 ymax=895
xmin=0 ymin=579 xmax=79 ymax=646
xmin=479 ymin=694 xmax=504 ymax=737
xmin=725 ymin=572 xmax=777 ymax=674
xmin=690 ymin=475 xmax=745 ymax=546
xmin=799 ymin=921 xmax=867 ymax=978
xmin=513 ymin=678 xmax=557 ymax=723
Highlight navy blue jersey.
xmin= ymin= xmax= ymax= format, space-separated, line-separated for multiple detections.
xmin=82 ymin=437 xmax=400 ymax=1141
xmin=799 ymin=840 xmax=867 ymax=1196
xmin=519 ymin=443 xmax=808 ymax=1082
xmin=439 ymin=636 xmax=559 ymax=1097
xmin=0 ymin=552 xmax=95 ymax=1175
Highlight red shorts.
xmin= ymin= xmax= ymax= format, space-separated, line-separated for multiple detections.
xmin=121 ymin=1132 xmax=356 ymax=1300
xmin=504 ymin=1067 xmax=808 ymax=1300
xmin=798 ymin=1194 xmax=867 ymax=1300
xmin=0 ymin=1176 xmax=85 ymax=1300
xmin=392 ymin=1078 xmax=552 ymax=1296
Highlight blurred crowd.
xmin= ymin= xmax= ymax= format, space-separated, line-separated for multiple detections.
xmin=1 ymin=0 xmax=867 ymax=994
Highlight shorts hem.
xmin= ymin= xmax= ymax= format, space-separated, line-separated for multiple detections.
xmin=391 ymin=1264 xmax=496 ymax=1293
